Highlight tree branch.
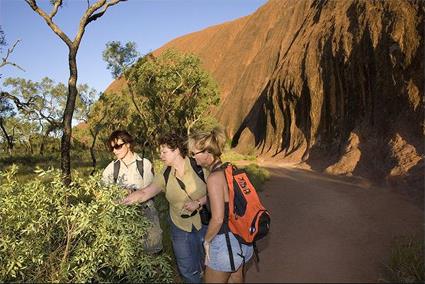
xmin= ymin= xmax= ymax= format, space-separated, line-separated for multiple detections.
xmin=75 ymin=0 xmax=126 ymax=46
xmin=171 ymin=70 xmax=183 ymax=95
xmin=0 ymin=91 xmax=34 ymax=112
xmin=0 ymin=39 xmax=25 ymax=71
xmin=0 ymin=92 xmax=56 ymax=128
xmin=49 ymin=0 xmax=62 ymax=19
xmin=87 ymin=0 xmax=125 ymax=24
xmin=130 ymin=89 xmax=147 ymax=121
xmin=25 ymin=0 xmax=72 ymax=47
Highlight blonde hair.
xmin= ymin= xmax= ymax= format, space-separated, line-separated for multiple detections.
xmin=188 ymin=127 xmax=227 ymax=159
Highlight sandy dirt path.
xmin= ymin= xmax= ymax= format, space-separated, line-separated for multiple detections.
xmin=245 ymin=165 xmax=423 ymax=283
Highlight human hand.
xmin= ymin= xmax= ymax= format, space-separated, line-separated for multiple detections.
xmin=183 ymin=200 xmax=199 ymax=212
xmin=120 ymin=190 xmax=142 ymax=205
xmin=203 ymin=240 xmax=210 ymax=266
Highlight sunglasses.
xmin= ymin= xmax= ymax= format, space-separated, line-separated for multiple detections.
xmin=190 ymin=150 xmax=204 ymax=157
xmin=111 ymin=142 xmax=126 ymax=151
xmin=181 ymin=210 xmax=198 ymax=219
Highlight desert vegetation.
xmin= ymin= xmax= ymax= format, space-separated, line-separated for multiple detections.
xmin=1 ymin=0 xmax=422 ymax=282
xmin=0 ymin=41 xmax=266 ymax=281
xmin=381 ymin=235 xmax=424 ymax=283
xmin=0 ymin=166 xmax=174 ymax=282
xmin=0 ymin=148 xmax=269 ymax=282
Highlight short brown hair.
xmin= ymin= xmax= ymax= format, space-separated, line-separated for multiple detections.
xmin=158 ymin=132 xmax=188 ymax=157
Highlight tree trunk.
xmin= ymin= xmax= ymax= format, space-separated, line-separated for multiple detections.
xmin=39 ymin=134 xmax=46 ymax=156
xmin=28 ymin=136 xmax=34 ymax=155
xmin=24 ymin=0 xmax=126 ymax=185
xmin=40 ymin=125 xmax=56 ymax=156
xmin=0 ymin=118 xmax=13 ymax=155
xmin=24 ymin=141 xmax=32 ymax=154
xmin=89 ymin=130 xmax=98 ymax=175
xmin=61 ymin=47 xmax=78 ymax=186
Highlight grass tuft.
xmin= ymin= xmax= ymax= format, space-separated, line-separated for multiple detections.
xmin=380 ymin=235 xmax=424 ymax=283
xmin=240 ymin=163 xmax=271 ymax=192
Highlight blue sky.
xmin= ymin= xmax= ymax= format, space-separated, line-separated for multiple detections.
xmin=0 ymin=0 xmax=267 ymax=94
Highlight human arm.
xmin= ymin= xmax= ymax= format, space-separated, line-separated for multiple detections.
xmin=120 ymin=183 xmax=162 ymax=205
xmin=202 ymin=171 xmax=227 ymax=264
xmin=183 ymin=195 xmax=207 ymax=212
xmin=203 ymin=171 xmax=227 ymax=243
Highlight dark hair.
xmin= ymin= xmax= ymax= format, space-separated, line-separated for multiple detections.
xmin=107 ymin=130 xmax=134 ymax=152
xmin=158 ymin=132 xmax=188 ymax=157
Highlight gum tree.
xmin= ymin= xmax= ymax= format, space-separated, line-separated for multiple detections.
xmin=0 ymin=96 xmax=16 ymax=155
xmin=2 ymin=77 xmax=96 ymax=156
xmin=103 ymin=40 xmax=139 ymax=79
xmin=127 ymin=49 xmax=220 ymax=151
xmin=24 ymin=0 xmax=127 ymax=185
xmin=0 ymin=26 xmax=24 ymax=155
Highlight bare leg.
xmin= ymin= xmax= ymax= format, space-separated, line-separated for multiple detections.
xmin=227 ymin=264 xmax=244 ymax=283
xmin=204 ymin=266 xmax=231 ymax=283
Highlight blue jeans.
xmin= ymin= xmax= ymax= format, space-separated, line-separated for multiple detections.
xmin=170 ymin=219 xmax=207 ymax=283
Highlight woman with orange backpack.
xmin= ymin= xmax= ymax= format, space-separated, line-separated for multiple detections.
xmin=189 ymin=128 xmax=253 ymax=283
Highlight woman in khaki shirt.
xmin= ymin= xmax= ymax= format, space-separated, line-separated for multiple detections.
xmin=122 ymin=132 xmax=208 ymax=283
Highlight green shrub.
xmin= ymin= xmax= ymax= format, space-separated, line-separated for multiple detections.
xmin=0 ymin=166 xmax=173 ymax=283
xmin=241 ymin=163 xmax=270 ymax=192
xmin=221 ymin=150 xmax=256 ymax=162
xmin=381 ymin=235 xmax=424 ymax=283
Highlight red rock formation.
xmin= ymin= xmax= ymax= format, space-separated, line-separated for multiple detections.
xmin=106 ymin=0 xmax=424 ymax=196
xmin=155 ymin=0 xmax=423 ymax=190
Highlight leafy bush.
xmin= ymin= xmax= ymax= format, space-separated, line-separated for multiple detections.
xmin=381 ymin=235 xmax=424 ymax=283
xmin=221 ymin=150 xmax=256 ymax=162
xmin=0 ymin=166 xmax=173 ymax=283
xmin=0 ymin=153 xmax=105 ymax=182
xmin=241 ymin=163 xmax=271 ymax=192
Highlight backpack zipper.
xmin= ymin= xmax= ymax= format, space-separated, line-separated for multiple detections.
xmin=249 ymin=210 xmax=265 ymax=235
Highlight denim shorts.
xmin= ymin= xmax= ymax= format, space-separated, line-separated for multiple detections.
xmin=207 ymin=232 xmax=253 ymax=272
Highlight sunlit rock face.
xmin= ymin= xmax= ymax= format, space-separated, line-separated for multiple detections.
xmin=109 ymin=0 xmax=424 ymax=195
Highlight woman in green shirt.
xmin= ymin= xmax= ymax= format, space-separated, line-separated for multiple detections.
xmin=121 ymin=132 xmax=208 ymax=283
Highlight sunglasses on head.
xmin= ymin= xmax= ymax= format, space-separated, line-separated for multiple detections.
xmin=190 ymin=150 xmax=204 ymax=157
xmin=111 ymin=142 xmax=126 ymax=151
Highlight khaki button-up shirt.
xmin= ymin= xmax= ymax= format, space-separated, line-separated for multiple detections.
xmin=102 ymin=153 xmax=154 ymax=190
xmin=154 ymin=157 xmax=207 ymax=232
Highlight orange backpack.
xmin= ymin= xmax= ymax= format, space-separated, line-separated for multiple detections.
xmin=223 ymin=163 xmax=271 ymax=245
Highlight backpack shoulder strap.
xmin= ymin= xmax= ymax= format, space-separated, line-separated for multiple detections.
xmin=164 ymin=157 xmax=205 ymax=186
xmin=222 ymin=162 xmax=232 ymax=170
xmin=113 ymin=160 xmax=120 ymax=184
xmin=163 ymin=166 xmax=172 ymax=186
xmin=114 ymin=158 xmax=145 ymax=184
xmin=136 ymin=158 xmax=144 ymax=179
xmin=216 ymin=162 xmax=233 ymax=177
xmin=189 ymin=157 xmax=205 ymax=183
